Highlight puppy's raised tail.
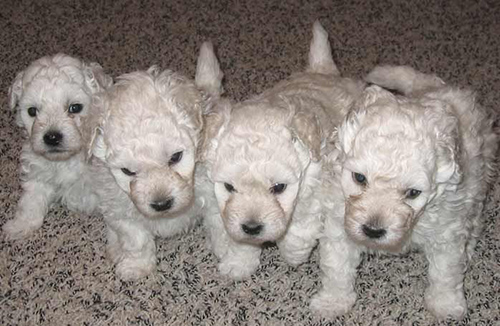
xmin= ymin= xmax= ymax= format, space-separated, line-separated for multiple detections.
xmin=196 ymin=41 xmax=223 ymax=98
xmin=307 ymin=21 xmax=340 ymax=76
xmin=365 ymin=65 xmax=445 ymax=96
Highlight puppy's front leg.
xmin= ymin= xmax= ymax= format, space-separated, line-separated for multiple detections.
xmin=3 ymin=180 xmax=56 ymax=239
xmin=205 ymin=211 xmax=261 ymax=279
xmin=310 ymin=231 xmax=361 ymax=318
xmin=424 ymin=241 xmax=467 ymax=320
xmin=218 ymin=240 xmax=262 ymax=280
xmin=277 ymin=205 xmax=322 ymax=266
xmin=106 ymin=219 xmax=156 ymax=281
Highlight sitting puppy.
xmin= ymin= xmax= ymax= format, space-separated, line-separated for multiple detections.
xmin=311 ymin=66 xmax=498 ymax=319
xmin=196 ymin=22 xmax=364 ymax=279
xmin=3 ymin=54 xmax=111 ymax=239
xmin=89 ymin=57 xmax=216 ymax=280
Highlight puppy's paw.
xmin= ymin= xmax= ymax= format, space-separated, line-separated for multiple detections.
xmin=107 ymin=242 xmax=125 ymax=264
xmin=2 ymin=218 xmax=43 ymax=240
xmin=425 ymin=287 xmax=467 ymax=320
xmin=310 ymin=290 xmax=356 ymax=318
xmin=218 ymin=256 xmax=260 ymax=280
xmin=115 ymin=256 xmax=156 ymax=281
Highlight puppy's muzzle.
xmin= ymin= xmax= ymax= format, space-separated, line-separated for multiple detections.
xmin=150 ymin=197 xmax=175 ymax=212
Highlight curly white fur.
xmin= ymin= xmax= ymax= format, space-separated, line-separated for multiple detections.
xmin=3 ymin=53 xmax=112 ymax=240
xmin=89 ymin=63 xmax=214 ymax=281
xmin=196 ymin=22 xmax=364 ymax=279
xmin=311 ymin=65 xmax=498 ymax=320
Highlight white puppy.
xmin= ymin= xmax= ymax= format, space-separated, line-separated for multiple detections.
xmin=196 ymin=22 xmax=364 ymax=279
xmin=311 ymin=65 xmax=498 ymax=320
xmin=89 ymin=60 xmax=216 ymax=281
xmin=3 ymin=54 xmax=111 ymax=239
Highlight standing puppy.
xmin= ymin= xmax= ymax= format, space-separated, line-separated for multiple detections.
xmin=89 ymin=62 xmax=214 ymax=281
xmin=196 ymin=22 xmax=364 ymax=279
xmin=311 ymin=66 xmax=498 ymax=319
xmin=3 ymin=54 xmax=111 ymax=239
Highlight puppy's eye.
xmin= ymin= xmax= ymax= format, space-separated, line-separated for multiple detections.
xmin=68 ymin=103 xmax=83 ymax=114
xmin=27 ymin=107 xmax=37 ymax=117
xmin=169 ymin=151 xmax=183 ymax=166
xmin=353 ymin=172 xmax=367 ymax=185
xmin=121 ymin=168 xmax=136 ymax=176
xmin=270 ymin=183 xmax=287 ymax=195
xmin=406 ymin=189 xmax=421 ymax=199
xmin=224 ymin=183 xmax=236 ymax=193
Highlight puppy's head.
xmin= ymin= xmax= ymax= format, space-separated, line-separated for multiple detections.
xmin=195 ymin=39 xmax=321 ymax=245
xmin=9 ymin=53 xmax=112 ymax=161
xmin=204 ymin=97 xmax=320 ymax=245
xmin=92 ymin=67 xmax=204 ymax=219
xmin=336 ymin=85 xmax=461 ymax=252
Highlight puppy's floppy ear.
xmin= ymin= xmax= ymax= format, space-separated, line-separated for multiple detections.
xmin=81 ymin=92 xmax=108 ymax=162
xmin=336 ymin=107 xmax=363 ymax=157
xmin=175 ymin=82 xmax=205 ymax=137
xmin=283 ymin=96 xmax=322 ymax=162
xmin=9 ymin=71 xmax=24 ymax=110
xmin=291 ymin=111 xmax=321 ymax=162
xmin=8 ymin=71 xmax=25 ymax=127
xmin=88 ymin=126 xmax=107 ymax=161
xmin=425 ymin=101 xmax=462 ymax=185
xmin=84 ymin=62 xmax=113 ymax=94
xmin=197 ymin=98 xmax=232 ymax=163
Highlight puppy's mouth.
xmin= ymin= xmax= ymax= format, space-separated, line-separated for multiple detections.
xmin=227 ymin=223 xmax=286 ymax=245
xmin=132 ymin=195 xmax=194 ymax=220
xmin=237 ymin=234 xmax=269 ymax=245
xmin=46 ymin=148 xmax=67 ymax=153
xmin=134 ymin=203 xmax=177 ymax=220
xmin=40 ymin=148 xmax=78 ymax=161
xmin=32 ymin=137 xmax=81 ymax=160
xmin=345 ymin=225 xmax=409 ymax=253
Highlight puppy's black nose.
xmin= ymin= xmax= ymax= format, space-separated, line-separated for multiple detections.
xmin=362 ymin=224 xmax=386 ymax=239
xmin=241 ymin=221 xmax=264 ymax=236
xmin=150 ymin=198 xmax=174 ymax=212
xmin=43 ymin=131 xmax=63 ymax=146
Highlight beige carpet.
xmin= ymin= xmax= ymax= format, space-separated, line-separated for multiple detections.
xmin=1 ymin=0 xmax=499 ymax=325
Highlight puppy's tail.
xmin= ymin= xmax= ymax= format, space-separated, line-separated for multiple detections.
xmin=365 ymin=65 xmax=445 ymax=96
xmin=307 ymin=21 xmax=340 ymax=76
xmin=196 ymin=42 xmax=223 ymax=98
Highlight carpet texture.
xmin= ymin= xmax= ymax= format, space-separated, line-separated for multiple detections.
xmin=1 ymin=0 xmax=499 ymax=325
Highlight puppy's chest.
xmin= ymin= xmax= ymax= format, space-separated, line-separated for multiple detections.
xmin=22 ymin=155 xmax=89 ymax=189
xmin=53 ymin=161 xmax=89 ymax=188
